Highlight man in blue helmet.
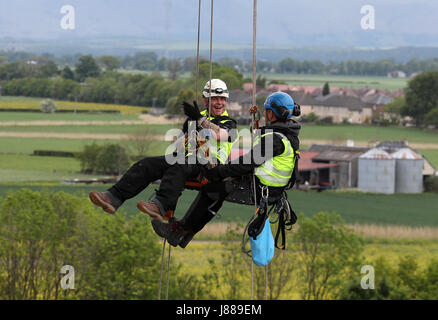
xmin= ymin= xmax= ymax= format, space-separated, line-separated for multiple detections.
xmin=151 ymin=91 xmax=301 ymax=248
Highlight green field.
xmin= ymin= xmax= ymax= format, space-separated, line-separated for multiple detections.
xmin=299 ymin=124 xmax=438 ymax=144
xmin=0 ymin=138 xmax=170 ymax=156
xmin=0 ymin=100 xmax=437 ymax=231
xmin=0 ymin=137 xmax=122 ymax=154
xmin=0 ymin=184 xmax=436 ymax=227
xmin=0 ymin=111 xmax=141 ymax=122
xmin=0 ymin=124 xmax=176 ymax=135
xmin=419 ymin=149 xmax=438 ymax=168
xmin=0 ymin=154 xmax=103 ymax=182
xmin=246 ymin=73 xmax=409 ymax=90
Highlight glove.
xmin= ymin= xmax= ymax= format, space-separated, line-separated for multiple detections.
xmin=183 ymin=101 xmax=203 ymax=121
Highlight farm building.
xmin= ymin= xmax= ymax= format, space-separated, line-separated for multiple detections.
xmin=307 ymin=144 xmax=370 ymax=188
xmin=390 ymin=148 xmax=424 ymax=193
xmin=295 ymin=151 xmax=339 ymax=189
xmin=376 ymin=141 xmax=436 ymax=177
xmin=358 ymin=148 xmax=396 ymax=194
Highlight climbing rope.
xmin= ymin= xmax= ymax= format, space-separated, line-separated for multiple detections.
xmin=250 ymin=0 xmax=259 ymax=301
xmin=195 ymin=0 xmax=202 ymax=106
xmin=207 ymin=0 xmax=214 ymax=121
xmin=157 ymin=238 xmax=172 ymax=300
xmin=157 ymin=0 xmax=208 ymax=301
xmin=158 ymin=238 xmax=167 ymax=300
xmin=166 ymin=243 xmax=172 ymax=300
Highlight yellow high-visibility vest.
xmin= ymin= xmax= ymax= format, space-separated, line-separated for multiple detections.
xmin=199 ymin=109 xmax=235 ymax=164
xmin=254 ymin=131 xmax=294 ymax=187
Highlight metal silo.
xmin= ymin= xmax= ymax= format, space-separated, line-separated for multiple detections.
xmin=391 ymin=148 xmax=424 ymax=193
xmin=358 ymin=148 xmax=395 ymax=194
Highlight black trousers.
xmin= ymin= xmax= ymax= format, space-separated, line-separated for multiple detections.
xmin=108 ymin=155 xmax=202 ymax=212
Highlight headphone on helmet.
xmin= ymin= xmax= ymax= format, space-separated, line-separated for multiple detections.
xmin=268 ymin=101 xmax=301 ymax=120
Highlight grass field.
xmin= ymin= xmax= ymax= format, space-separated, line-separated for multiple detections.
xmin=1 ymin=121 xmax=437 ymax=142
xmin=418 ymin=149 xmax=438 ymax=168
xmin=246 ymin=73 xmax=409 ymax=91
xmin=299 ymin=124 xmax=438 ymax=145
xmin=0 ymin=101 xmax=437 ymax=232
xmin=0 ymin=137 xmax=123 ymax=154
xmin=125 ymin=71 xmax=408 ymax=91
xmin=0 ymin=184 xmax=436 ymax=228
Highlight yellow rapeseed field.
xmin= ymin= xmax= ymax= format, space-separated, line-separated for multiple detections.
xmin=0 ymin=99 xmax=147 ymax=114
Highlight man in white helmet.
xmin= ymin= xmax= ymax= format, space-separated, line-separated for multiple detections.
xmin=89 ymin=79 xmax=237 ymax=221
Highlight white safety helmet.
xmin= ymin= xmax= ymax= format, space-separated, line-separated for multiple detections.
xmin=202 ymin=79 xmax=229 ymax=99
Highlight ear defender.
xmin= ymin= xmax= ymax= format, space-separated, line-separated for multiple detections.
xmin=293 ymin=103 xmax=301 ymax=117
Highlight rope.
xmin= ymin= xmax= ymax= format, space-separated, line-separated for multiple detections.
xmin=251 ymin=0 xmax=257 ymax=108
xmin=250 ymin=0 xmax=258 ymax=301
xmin=207 ymin=0 xmax=214 ymax=121
xmin=158 ymin=238 xmax=167 ymax=300
xmin=265 ymin=265 xmax=268 ymax=300
xmin=157 ymin=237 xmax=172 ymax=300
xmin=251 ymin=261 xmax=254 ymax=300
xmin=195 ymin=0 xmax=202 ymax=105
xmin=166 ymin=243 xmax=172 ymax=300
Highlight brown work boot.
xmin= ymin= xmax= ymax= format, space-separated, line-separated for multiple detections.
xmin=89 ymin=190 xmax=117 ymax=214
xmin=137 ymin=200 xmax=165 ymax=220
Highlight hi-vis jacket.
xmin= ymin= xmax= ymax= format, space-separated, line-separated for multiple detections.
xmin=183 ymin=109 xmax=237 ymax=164
xmin=253 ymin=131 xmax=294 ymax=187
xmin=211 ymin=119 xmax=301 ymax=189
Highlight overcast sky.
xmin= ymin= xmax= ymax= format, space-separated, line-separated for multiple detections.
xmin=1 ymin=0 xmax=437 ymax=47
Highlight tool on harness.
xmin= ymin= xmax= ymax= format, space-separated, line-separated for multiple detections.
xmin=270 ymin=191 xmax=297 ymax=250
xmin=243 ymin=186 xmax=275 ymax=266
xmin=247 ymin=185 xmax=269 ymax=239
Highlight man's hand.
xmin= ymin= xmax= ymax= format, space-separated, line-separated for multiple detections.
xmin=183 ymin=101 xmax=202 ymax=121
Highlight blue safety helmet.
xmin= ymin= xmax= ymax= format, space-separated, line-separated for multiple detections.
xmin=264 ymin=92 xmax=298 ymax=119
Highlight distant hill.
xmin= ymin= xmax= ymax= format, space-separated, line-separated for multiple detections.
xmin=2 ymin=36 xmax=438 ymax=63
xmin=1 ymin=0 xmax=438 ymax=48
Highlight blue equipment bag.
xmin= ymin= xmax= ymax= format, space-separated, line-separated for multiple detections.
xmin=249 ymin=218 xmax=275 ymax=266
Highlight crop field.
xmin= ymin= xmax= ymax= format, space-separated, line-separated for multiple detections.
xmin=0 ymin=154 xmax=103 ymax=182
xmin=418 ymin=149 xmax=438 ymax=168
xmin=299 ymin=124 xmax=438 ymax=145
xmin=0 ymin=184 xmax=436 ymax=229
xmin=247 ymin=73 xmax=409 ymax=91
xmin=0 ymin=96 xmax=147 ymax=114
xmin=172 ymin=239 xmax=438 ymax=272
xmin=0 ymin=137 xmax=122 ymax=154
xmin=0 ymin=99 xmax=437 ymax=235
xmin=0 ymin=111 xmax=141 ymax=122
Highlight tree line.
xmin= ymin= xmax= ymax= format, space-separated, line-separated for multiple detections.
xmin=0 ymin=54 xmax=243 ymax=110
xmin=211 ymin=56 xmax=438 ymax=76
xmin=2 ymin=49 xmax=438 ymax=79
